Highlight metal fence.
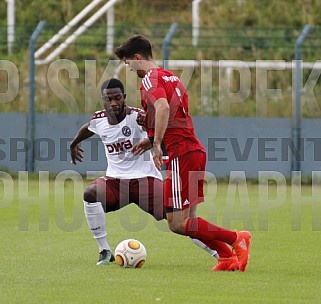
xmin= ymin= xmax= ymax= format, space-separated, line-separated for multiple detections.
xmin=1 ymin=24 xmax=321 ymax=61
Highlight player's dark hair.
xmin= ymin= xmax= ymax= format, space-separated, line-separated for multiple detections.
xmin=115 ymin=35 xmax=153 ymax=59
xmin=100 ymin=78 xmax=124 ymax=94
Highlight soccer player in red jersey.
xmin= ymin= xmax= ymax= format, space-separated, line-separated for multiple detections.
xmin=115 ymin=35 xmax=252 ymax=271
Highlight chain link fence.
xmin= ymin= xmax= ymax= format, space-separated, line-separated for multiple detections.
xmin=1 ymin=24 xmax=321 ymax=60
xmin=1 ymin=24 xmax=321 ymax=117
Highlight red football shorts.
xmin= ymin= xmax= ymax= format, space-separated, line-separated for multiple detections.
xmin=164 ymin=150 xmax=206 ymax=211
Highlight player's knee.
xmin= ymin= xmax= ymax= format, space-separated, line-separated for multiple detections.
xmin=83 ymin=185 xmax=97 ymax=203
xmin=166 ymin=217 xmax=185 ymax=235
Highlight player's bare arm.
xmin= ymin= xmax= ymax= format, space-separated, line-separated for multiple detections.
xmin=153 ymin=98 xmax=169 ymax=171
xmin=131 ymin=138 xmax=152 ymax=156
xmin=70 ymin=122 xmax=95 ymax=165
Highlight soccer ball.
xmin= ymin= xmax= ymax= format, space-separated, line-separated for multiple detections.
xmin=114 ymin=239 xmax=147 ymax=268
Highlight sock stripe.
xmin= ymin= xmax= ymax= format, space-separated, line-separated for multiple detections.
xmin=186 ymin=217 xmax=198 ymax=237
xmin=190 ymin=217 xmax=198 ymax=232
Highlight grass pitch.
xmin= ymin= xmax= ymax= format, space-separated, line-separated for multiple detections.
xmin=0 ymin=175 xmax=320 ymax=304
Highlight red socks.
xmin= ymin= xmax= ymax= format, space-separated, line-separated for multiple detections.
xmin=185 ymin=217 xmax=237 ymax=245
xmin=200 ymin=238 xmax=233 ymax=258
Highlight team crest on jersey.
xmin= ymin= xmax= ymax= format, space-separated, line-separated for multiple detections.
xmin=122 ymin=126 xmax=131 ymax=137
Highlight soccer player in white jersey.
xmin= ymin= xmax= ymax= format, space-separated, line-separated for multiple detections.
xmin=70 ymin=78 xmax=164 ymax=264
xmin=70 ymin=78 xmax=219 ymax=265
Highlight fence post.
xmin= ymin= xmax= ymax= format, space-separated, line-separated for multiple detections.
xmin=7 ymin=0 xmax=15 ymax=54
xmin=162 ymin=23 xmax=178 ymax=70
xmin=291 ymin=24 xmax=312 ymax=175
xmin=192 ymin=0 xmax=202 ymax=47
xmin=26 ymin=20 xmax=46 ymax=172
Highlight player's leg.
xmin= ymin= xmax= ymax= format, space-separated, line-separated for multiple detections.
xmin=165 ymin=197 xmax=240 ymax=271
xmin=185 ymin=216 xmax=253 ymax=271
xmin=189 ymin=205 xmax=219 ymax=259
xmin=184 ymin=154 xmax=250 ymax=271
xmin=130 ymin=176 xmax=221 ymax=260
xmin=164 ymin=154 xmax=211 ymax=236
xmin=165 ymin=152 xmax=251 ymax=271
xmin=189 ymin=205 xmax=237 ymax=261
xmin=130 ymin=177 xmax=165 ymax=221
xmin=83 ymin=177 xmax=121 ymax=265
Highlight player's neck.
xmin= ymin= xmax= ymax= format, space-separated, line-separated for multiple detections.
xmin=145 ymin=60 xmax=158 ymax=72
xmin=107 ymin=110 xmax=126 ymax=125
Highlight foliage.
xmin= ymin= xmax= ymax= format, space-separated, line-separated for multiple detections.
xmin=1 ymin=0 xmax=321 ymax=117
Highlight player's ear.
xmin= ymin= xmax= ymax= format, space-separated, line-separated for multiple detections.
xmin=134 ymin=54 xmax=143 ymax=60
xmin=123 ymin=93 xmax=127 ymax=100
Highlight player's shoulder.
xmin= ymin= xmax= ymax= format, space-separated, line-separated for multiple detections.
xmin=146 ymin=68 xmax=163 ymax=80
xmin=91 ymin=110 xmax=107 ymax=120
xmin=125 ymin=106 xmax=145 ymax=116
xmin=159 ymin=68 xmax=180 ymax=83
xmin=144 ymin=68 xmax=175 ymax=89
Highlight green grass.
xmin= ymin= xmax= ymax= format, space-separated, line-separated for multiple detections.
xmin=1 ymin=177 xmax=320 ymax=303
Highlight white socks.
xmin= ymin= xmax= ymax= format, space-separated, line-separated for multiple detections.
xmin=191 ymin=238 xmax=219 ymax=259
xmin=84 ymin=201 xmax=110 ymax=252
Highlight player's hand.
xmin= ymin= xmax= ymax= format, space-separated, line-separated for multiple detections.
xmin=153 ymin=143 xmax=163 ymax=171
xmin=136 ymin=112 xmax=146 ymax=127
xmin=70 ymin=145 xmax=84 ymax=165
xmin=131 ymin=138 xmax=152 ymax=155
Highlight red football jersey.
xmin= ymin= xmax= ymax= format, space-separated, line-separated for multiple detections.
xmin=140 ymin=68 xmax=205 ymax=159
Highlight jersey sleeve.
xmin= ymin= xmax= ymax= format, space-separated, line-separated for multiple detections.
xmin=145 ymin=74 xmax=168 ymax=105
xmin=88 ymin=110 xmax=106 ymax=134
xmin=87 ymin=113 xmax=98 ymax=134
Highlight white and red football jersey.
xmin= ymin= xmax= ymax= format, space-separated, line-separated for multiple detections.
xmin=88 ymin=107 xmax=162 ymax=180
